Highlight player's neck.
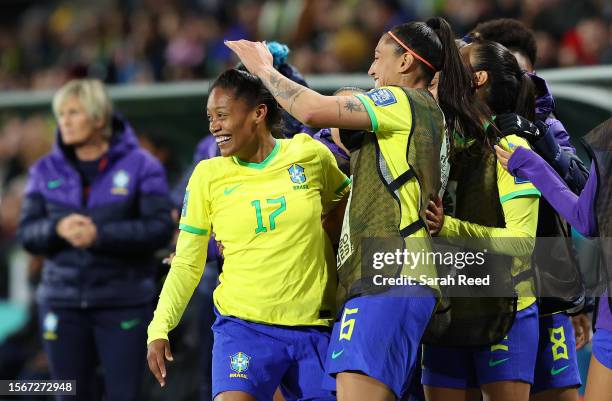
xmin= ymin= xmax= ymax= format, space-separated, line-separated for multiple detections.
xmin=237 ymin=133 xmax=276 ymax=164
xmin=399 ymin=73 xmax=427 ymax=89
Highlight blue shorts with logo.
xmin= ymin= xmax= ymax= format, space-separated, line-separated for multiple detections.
xmin=422 ymin=302 xmax=539 ymax=388
xmin=531 ymin=313 xmax=581 ymax=393
xmin=324 ymin=285 xmax=436 ymax=399
xmin=592 ymin=328 xmax=612 ymax=370
xmin=211 ymin=309 xmax=335 ymax=401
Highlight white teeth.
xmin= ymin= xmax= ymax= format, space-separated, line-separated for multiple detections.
xmin=216 ymin=136 xmax=231 ymax=144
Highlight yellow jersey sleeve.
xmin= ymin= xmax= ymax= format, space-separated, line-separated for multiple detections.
xmin=147 ymin=163 xmax=212 ymax=343
xmin=147 ymin=229 xmax=209 ymax=343
xmin=355 ymin=86 xmax=411 ymax=134
xmin=497 ymin=135 xmax=541 ymax=203
xmin=439 ymin=140 xmax=540 ymax=311
xmin=312 ymin=140 xmax=351 ymax=214
xmin=178 ymin=161 xmax=212 ymax=235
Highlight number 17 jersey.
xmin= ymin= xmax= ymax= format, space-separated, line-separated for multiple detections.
xmin=180 ymin=134 xmax=350 ymax=327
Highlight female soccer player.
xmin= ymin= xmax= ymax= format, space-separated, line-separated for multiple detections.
xmin=227 ymin=17 xmax=484 ymax=401
xmin=147 ymin=68 xmax=350 ymax=401
xmin=423 ymin=40 xmax=541 ymax=401
xmin=496 ymin=118 xmax=612 ymax=401
xmin=17 ymin=79 xmax=174 ymax=401
xmin=469 ymin=20 xmax=588 ymax=401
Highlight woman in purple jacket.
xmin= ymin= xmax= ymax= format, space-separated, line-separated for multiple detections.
xmin=495 ymin=118 xmax=612 ymax=401
xmin=18 ymin=79 xmax=174 ymax=401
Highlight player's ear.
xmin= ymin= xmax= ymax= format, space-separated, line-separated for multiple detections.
xmin=398 ymin=52 xmax=414 ymax=74
xmin=474 ymin=70 xmax=488 ymax=88
xmin=254 ymin=104 xmax=268 ymax=125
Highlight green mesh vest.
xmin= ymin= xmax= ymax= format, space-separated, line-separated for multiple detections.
xmin=424 ymin=142 xmax=522 ymax=346
xmin=336 ymin=88 xmax=444 ymax=305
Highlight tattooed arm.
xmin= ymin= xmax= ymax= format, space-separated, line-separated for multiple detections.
xmin=225 ymin=39 xmax=372 ymax=130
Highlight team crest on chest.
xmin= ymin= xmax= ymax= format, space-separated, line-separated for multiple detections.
xmin=288 ymin=164 xmax=308 ymax=190
xmin=111 ymin=170 xmax=130 ymax=195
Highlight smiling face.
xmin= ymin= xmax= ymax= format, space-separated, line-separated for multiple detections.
xmin=57 ymin=95 xmax=104 ymax=147
xmin=206 ymin=87 xmax=259 ymax=157
xmin=368 ymin=35 xmax=405 ymax=88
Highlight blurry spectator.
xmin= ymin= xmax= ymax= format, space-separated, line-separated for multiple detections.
xmin=559 ymin=16 xmax=611 ymax=66
xmin=17 ymin=79 xmax=174 ymax=401
xmin=0 ymin=0 xmax=610 ymax=90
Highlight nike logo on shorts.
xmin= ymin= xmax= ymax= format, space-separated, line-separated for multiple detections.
xmin=488 ymin=357 xmax=510 ymax=367
xmin=120 ymin=318 xmax=141 ymax=330
xmin=551 ymin=365 xmax=569 ymax=375
xmin=331 ymin=349 xmax=344 ymax=359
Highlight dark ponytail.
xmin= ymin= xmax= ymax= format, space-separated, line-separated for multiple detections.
xmin=388 ymin=18 xmax=487 ymax=150
xmin=516 ymin=73 xmax=536 ymax=121
xmin=469 ymin=40 xmax=536 ymax=122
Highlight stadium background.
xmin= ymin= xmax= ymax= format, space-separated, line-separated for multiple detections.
xmin=0 ymin=0 xmax=610 ymax=400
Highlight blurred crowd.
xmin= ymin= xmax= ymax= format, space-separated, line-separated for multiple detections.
xmin=0 ymin=0 xmax=610 ymax=91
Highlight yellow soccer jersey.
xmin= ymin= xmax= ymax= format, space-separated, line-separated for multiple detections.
xmin=442 ymin=134 xmax=541 ymax=310
xmin=355 ymin=86 xmax=433 ymax=237
xmin=147 ymin=134 xmax=350 ymax=343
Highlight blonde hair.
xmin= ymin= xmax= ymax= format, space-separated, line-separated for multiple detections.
xmin=52 ymin=79 xmax=113 ymax=138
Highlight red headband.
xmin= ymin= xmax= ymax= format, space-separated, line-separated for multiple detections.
xmin=387 ymin=31 xmax=436 ymax=72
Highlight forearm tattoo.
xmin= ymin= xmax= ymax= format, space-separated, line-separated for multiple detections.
xmin=267 ymin=72 xmax=304 ymax=100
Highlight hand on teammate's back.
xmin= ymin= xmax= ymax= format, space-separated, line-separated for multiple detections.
xmin=147 ymin=339 xmax=174 ymax=387
xmin=571 ymin=313 xmax=592 ymax=350
xmin=162 ymin=253 xmax=175 ymax=265
xmin=425 ymin=196 xmax=444 ymax=236
xmin=496 ymin=113 xmax=546 ymax=143
xmin=56 ymin=213 xmax=97 ymax=248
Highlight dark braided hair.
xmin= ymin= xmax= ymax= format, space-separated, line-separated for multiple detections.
xmin=210 ymin=68 xmax=281 ymax=132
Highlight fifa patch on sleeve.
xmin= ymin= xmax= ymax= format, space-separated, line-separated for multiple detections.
xmin=366 ymin=89 xmax=397 ymax=107
xmin=181 ymin=190 xmax=189 ymax=217
xmin=514 ymin=176 xmax=531 ymax=185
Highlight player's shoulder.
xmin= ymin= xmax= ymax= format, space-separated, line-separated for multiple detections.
xmin=285 ymin=133 xmax=322 ymax=154
xmin=361 ymin=86 xmax=408 ymax=107
xmin=500 ymin=134 xmax=532 ymax=151
xmin=192 ymin=156 xmax=229 ymax=180
xmin=286 ymin=133 xmax=335 ymax=161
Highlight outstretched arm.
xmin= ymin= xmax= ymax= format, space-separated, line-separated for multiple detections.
xmin=225 ymin=40 xmax=371 ymax=130
xmin=495 ymin=145 xmax=598 ymax=237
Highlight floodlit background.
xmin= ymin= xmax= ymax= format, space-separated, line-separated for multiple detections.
xmin=0 ymin=1 xmax=610 ymax=400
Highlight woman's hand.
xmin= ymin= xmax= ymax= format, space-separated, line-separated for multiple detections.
xmin=426 ymin=196 xmax=444 ymax=236
xmin=56 ymin=214 xmax=97 ymax=248
xmin=147 ymin=339 xmax=174 ymax=387
xmin=494 ymin=144 xmax=514 ymax=171
xmin=225 ymin=40 xmax=273 ymax=76
xmin=571 ymin=313 xmax=592 ymax=350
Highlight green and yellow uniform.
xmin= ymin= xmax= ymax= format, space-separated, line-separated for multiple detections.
xmin=147 ymin=134 xmax=350 ymax=343
xmin=441 ymin=134 xmax=541 ymax=310
xmin=354 ymin=86 xmax=440 ymax=238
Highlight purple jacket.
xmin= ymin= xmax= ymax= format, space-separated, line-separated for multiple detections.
xmin=532 ymin=73 xmax=573 ymax=152
xmin=507 ymin=148 xmax=612 ymax=330
xmin=18 ymin=116 xmax=174 ymax=308
xmin=530 ymin=74 xmax=589 ymax=193
xmin=508 ymin=147 xmax=597 ymax=236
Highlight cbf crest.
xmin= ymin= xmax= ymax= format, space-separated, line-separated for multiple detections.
xmin=111 ymin=170 xmax=130 ymax=195
xmin=288 ymin=164 xmax=306 ymax=184
xmin=229 ymin=352 xmax=250 ymax=379
xmin=43 ymin=311 xmax=58 ymax=340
